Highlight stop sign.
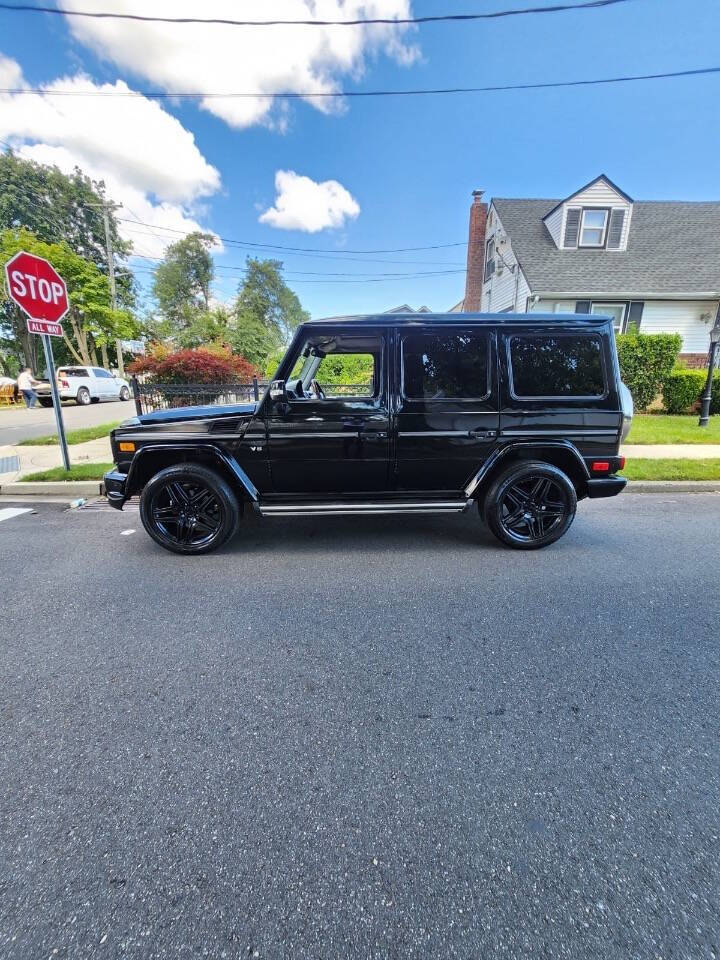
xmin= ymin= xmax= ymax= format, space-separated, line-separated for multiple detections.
xmin=4 ymin=251 xmax=69 ymax=327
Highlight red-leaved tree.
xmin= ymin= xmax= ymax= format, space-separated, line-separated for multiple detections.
xmin=128 ymin=347 xmax=258 ymax=384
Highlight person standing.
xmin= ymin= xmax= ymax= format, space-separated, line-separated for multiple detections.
xmin=17 ymin=367 xmax=39 ymax=409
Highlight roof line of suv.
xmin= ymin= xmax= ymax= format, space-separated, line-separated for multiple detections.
xmin=310 ymin=312 xmax=612 ymax=326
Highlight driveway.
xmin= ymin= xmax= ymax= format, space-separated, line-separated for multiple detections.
xmin=1 ymin=495 xmax=718 ymax=958
xmin=0 ymin=399 xmax=133 ymax=445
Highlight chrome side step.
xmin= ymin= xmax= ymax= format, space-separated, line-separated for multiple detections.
xmin=259 ymin=500 xmax=470 ymax=517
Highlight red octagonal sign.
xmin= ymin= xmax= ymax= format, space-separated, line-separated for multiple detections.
xmin=4 ymin=250 xmax=69 ymax=336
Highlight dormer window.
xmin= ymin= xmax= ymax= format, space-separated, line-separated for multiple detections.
xmin=579 ymin=209 xmax=609 ymax=247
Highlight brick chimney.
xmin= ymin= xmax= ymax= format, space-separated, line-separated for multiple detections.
xmin=463 ymin=190 xmax=488 ymax=312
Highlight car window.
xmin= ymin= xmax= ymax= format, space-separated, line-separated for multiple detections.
xmin=285 ymin=334 xmax=379 ymax=399
xmin=402 ymin=332 xmax=489 ymax=400
xmin=509 ymin=335 xmax=605 ymax=398
xmin=94 ymin=368 xmax=113 ymax=378
xmin=59 ymin=367 xmax=88 ymax=378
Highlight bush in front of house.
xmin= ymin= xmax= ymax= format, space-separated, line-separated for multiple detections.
xmin=616 ymin=333 xmax=682 ymax=411
xmin=128 ymin=346 xmax=258 ymax=384
xmin=663 ymin=368 xmax=720 ymax=414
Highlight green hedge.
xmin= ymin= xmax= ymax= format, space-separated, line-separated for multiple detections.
xmin=663 ymin=368 xmax=720 ymax=414
xmin=616 ymin=333 xmax=682 ymax=411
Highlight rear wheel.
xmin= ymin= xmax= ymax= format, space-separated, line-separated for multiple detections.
xmin=76 ymin=387 xmax=91 ymax=405
xmin=139 ymin=464 xmax=241 ymax=555
xmin=483 ymin=460 xmax=577 ymax=550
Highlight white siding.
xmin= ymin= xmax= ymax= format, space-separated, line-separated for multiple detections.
xmin=640 ymin=300 xmax=719 ymax=352
xmin=480 ymin=208 xmax=531 ymax=312
xmin=544 ymin=205 xmax=563 ymax=246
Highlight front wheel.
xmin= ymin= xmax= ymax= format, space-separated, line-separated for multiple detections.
xmin=139 ymin=464 xmax=241 ymax=555
xmin=39 ymin=398 xmax=53 ymax=408
xmin=483 ymin=460 xmax=577 ymax=550
xmin=119 ymin=386 xmax=130 ymax=401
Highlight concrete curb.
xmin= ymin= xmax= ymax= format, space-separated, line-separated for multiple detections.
xmin=0 ymin=480 xmax=104 ymax=497
xmin=626 ymin=480 xmax=720 ymax=493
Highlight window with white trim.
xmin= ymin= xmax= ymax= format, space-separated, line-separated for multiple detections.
xmin=579 ymin=209 xmax=609 ymax=247
xmin=484 ymin=238 xmax=495 ymax=281
xmin=591 ymin=302 xmax=627 ymax=333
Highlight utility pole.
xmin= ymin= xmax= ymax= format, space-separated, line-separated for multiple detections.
xmin=100 ymin=202 xmax=124 ymax=378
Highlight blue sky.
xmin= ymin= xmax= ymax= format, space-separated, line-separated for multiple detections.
xmin=1 ymin=0 xmax=719 ymax=319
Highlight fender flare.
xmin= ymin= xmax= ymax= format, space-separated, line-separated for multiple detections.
xmin=125 ymin=443 xmax=258 ymax=502
xmin=464 ymin=440 xmax=590 ymax=498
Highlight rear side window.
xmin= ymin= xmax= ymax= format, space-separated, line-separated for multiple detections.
xmin=402 ymin=332 xmax=489 ymax=400
xmin=509 ymin=335 xmax=605 ymax=398
xmin=59 ymin=368 xmax=88 ymax=378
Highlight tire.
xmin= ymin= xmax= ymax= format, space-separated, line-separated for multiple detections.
xmin=39 ymin=398 xmax=53 ymax=408
xmin=483 ymin=460 xmax=577 ymax=550
xmin=139 ymin=464 xmax=241 ymax=555
xmin=76 ymin=387 xmax=91 ymax=405
xmin=119 ymin=386 xmax=130 ymax=401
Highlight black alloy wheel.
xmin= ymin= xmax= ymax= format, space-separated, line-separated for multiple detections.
xmin=139 ymin=464 xmax=240 ymax=555
xmin=484 ymin=460 xmax=577 ymax=550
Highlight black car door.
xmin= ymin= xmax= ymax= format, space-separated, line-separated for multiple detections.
xmin=266 ymin=327 xmax=390 ymax=494
xmin=395 ymin=325 xmax=499 ymax=492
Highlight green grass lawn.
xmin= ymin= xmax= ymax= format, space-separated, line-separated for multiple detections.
xmin=18 ymin=421 xmax=121 ymax=446
xmin=621 ymin=458 xmax=720 ymax=480
xmin=625 ymin=414 xmax=720 ymax=444
xmin=20 ymin=462 xmax=114 ymax=482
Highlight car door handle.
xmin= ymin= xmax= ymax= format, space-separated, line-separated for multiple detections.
xmin=468 ymin=429 xmax=497 ymax=439
xmin=359 ymin=430 xmax=387 ymax=440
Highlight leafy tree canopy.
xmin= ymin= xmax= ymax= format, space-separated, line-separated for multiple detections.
xmin=151 ymin=231 xmax=216 ymax=336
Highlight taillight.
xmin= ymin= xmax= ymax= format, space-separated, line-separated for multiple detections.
xmin=591 ymin=461 xmax=610 ymax=472
xmin=60 ymin=378 xmax=69 ymax=388
xmin=618 ymin=456 xmax=626 ymax=470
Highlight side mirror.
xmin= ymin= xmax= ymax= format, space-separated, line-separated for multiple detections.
xmin=269 ymin=379 xmax=287 ymax=402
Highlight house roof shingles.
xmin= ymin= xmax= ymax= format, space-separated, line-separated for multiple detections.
xmin=492 ymin=198 xmax=720 ymax=296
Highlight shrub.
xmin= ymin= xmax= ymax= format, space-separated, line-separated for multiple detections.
xmin=663 ymin=368 xmax=720 ymax=414
xmin=128 ymin=347 xmax=258 ymax=384
xmin=616 ymin=333 xmax=682 ymax=412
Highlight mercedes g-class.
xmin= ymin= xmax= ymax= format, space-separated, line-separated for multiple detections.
xmin=104 ymin=313 xmax=633 ymax=554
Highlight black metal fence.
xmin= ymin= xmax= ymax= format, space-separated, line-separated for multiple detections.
xmin=130 ymin=377 xmax=374 ymax=414
xmin=131 ymin=377 xmax=264 ymax=415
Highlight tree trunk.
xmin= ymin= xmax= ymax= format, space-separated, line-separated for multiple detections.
xmin=100 ymin=341 xmax=110 ymax=369
xmin=62 ymin=333 xmax=84 ymax=365
xmin=69 ymin=314 xmax=92 ymax=365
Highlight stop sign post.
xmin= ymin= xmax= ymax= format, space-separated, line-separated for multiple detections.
xmin=4 ymin=251 xmax=71 ymax=470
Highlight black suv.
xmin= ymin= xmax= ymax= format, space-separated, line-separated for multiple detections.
xmin=104 ymin=313 xmax=633 ymax=554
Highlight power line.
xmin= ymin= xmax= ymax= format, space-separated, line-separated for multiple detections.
xmin=118 ymin=218 xmax=465 ymax=254
xmin=3 ymin=63 xmax=717 ymax=102
xmin=128 ymin=253 xmax=463 ymax=278
xmin=0 ymin=0 xmax=634 ymax=28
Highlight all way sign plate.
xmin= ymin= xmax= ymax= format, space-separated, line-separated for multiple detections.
xmin=27 ymin=318 xmax=64 ymax=337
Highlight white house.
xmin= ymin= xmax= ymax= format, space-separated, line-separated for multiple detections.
xmin=459 ymin=175 xmax=720 ymax=366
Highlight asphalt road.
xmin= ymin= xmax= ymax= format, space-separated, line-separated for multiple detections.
xmin=0 ymin=399 xmax=133 ymax=445
xmin=1 ymin=494 xmax=719 ymax=959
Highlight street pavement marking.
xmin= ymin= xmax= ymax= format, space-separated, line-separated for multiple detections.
xmin=121 ymin=529 xmax=136 ymax=535
xmin=0 ymin=507 xmax=34 ymax=522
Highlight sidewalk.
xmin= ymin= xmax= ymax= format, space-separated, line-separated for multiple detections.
xmin=621 ymin=444 xmax=720 ymax=459
xmin=0 ymin=436 xmax=111 ymax=482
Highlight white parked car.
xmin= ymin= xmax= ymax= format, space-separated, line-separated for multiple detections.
xmin=36 ymin=366 xmax=132 ymax=406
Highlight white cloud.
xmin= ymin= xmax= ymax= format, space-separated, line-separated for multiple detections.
xmin=259 ymin=170 xmax=360 ymax=233
xmin=57 ymin=0 xmax=419 ymax=129
xmin=0 ymin=54 xmax=221 ymax=256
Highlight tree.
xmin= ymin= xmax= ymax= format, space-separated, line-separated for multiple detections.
xmin=0 ymin=151 xmax=137 ymax=369
xmin=151 ymin=232 xmax=216 ymax=336
xmin=0 ymin=152 xmax=133 ymax=305
xmin=228 ymin=258 xmax=309 ymax=368
xmin=1 ymin=228 xmax=138 ymax=372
